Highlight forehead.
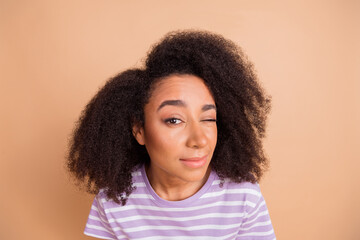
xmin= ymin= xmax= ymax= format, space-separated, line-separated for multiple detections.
xmin=148 ymin=74 xmax=215 ymax=104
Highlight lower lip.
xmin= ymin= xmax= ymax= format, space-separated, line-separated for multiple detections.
xmin=180 ymin=155 xmax=208 ymax=168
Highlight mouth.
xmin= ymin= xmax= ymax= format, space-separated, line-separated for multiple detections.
xmin=180 ymin=155 xmax=208 ymax=168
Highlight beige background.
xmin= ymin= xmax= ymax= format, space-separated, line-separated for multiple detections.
xmin=1 ymin=0 xmax=359 ymax=239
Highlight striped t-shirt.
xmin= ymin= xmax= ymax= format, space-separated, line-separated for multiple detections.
xmin=84 ymin=165 xmax=276 ymax=240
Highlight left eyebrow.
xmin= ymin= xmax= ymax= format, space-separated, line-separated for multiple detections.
xmin=202 ymin=104 xmax=216 ymax=112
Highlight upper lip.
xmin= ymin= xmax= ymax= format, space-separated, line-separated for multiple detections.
xmin=180 ymin=155 xmax=208 ymax=161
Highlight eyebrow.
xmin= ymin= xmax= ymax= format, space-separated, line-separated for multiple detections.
xmin=157 ymin=100 xmax=216 ymax=112
xmin=201 ymin=104 xmax=216 ymax=112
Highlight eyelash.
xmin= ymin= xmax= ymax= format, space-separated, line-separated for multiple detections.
xmin=164 ymin=118 xmax=217 ymax=125
xmin=203 ymin=119 xmax=217 ymax=122
xmin=164 ymin=118 xmax=183 ymax=125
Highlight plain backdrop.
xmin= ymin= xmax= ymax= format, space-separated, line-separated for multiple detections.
xmin=1 ymin=0 xmax=359 ymax=239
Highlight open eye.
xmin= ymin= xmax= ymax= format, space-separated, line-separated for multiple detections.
xmin=164 ymin=118 xmax=183 ymax=125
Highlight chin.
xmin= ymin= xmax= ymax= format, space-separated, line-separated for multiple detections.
xmin=180 ymin=165 xmax=210 ymax=182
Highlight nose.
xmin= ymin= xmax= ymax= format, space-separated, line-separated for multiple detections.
xmin=185 ymin=122 xmax=208 ymax=149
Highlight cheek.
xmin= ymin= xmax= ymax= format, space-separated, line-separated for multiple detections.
xmin=144 ymin=123 xmax=184 ymax=158
xmin=207 ymin=126 xmax=218 ymax=148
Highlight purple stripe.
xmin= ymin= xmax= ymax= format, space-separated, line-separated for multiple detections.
xmin=104 ymin=197 xmax=257 ymax=209
xmin=106 ymin=204 xmax=250 ymax=219
xmin=111 ymin=215 xmax=244 ymax=229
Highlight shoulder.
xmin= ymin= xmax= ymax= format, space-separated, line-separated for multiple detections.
xmin=210 ymin=173 xmax=262 ymax=197
xmin=227 ymin=181 xmax=262 ymax=199
xmin=204 ymin=173 xmax=264 ymax=208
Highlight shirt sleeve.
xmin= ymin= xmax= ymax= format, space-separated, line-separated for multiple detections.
xmin=236 ymin=184 xmax=276 ymax=240
xmin=84 ymin=193 xmax=117 ymax=239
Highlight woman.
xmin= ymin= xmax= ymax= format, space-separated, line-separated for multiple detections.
xmin=68 ymin=30 xmax=275 ymax=239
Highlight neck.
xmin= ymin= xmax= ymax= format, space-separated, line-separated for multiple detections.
xmin=145 ymin=165 xmax=211 ymax=201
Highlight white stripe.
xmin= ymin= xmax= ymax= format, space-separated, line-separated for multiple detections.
xmin=84 ymin=231 xmax=115 ymax=240
xmin=91 ymin=205 xmax=106 ymax=218
xmin=237 ymin=229 xmax=274 ymax=237
xmin=88 ymin=215 xmax=101 ymax=221
xmin=134 ymin=232 xmax=238 ymax=240
xmin=105 ymin=200 xmax=255 ymax=214
xmin=99 ymin=189 xmax=106 ymax=194
xmin=200 ymin=188 xmax=261 ymax=199
xmin=101 ymin=193 xmax=154 ymax=203
xmin=85 ymin=223 xmax=116 ymax=236
xmin=113 ymin=223 xmax=241 ymax=233
xmin=239 ymin=220 xmax=273 ymax=231
xmin=212 ymin=179 xmax=222 ymax=185
xmin=108 ymin=212 xmax=245 ymax=223
xmin=89 ymin=206 xmax=114 ymax=233
xmin=242 ymin=210 xmax=269 ymax=225
xmin=131 ymin=171 xmax=142 ymax=177
xmin=211 ymin=179 xmax=231 ymax=185
xmin=133 ymin=182 xmax=146 ymax=187
xmin=88 ymin=215 xmax=113 ymax=233
xmin=129 ymin=193 xmax=155 ymax=199
xmin=245 ymin=201 xmax=266 ymax=219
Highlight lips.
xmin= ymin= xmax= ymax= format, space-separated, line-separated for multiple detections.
xmin=180 ymin=155 xmax=208 ymax=168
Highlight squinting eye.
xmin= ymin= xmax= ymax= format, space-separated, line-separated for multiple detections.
xmin=164 ymin=118 xmax=183 ymax=125
xmin=202 ymin=119 xmax=217 ymax=122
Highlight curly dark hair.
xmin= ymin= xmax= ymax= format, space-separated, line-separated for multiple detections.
xmin=67 ymin=30 xmax=271 ymax=205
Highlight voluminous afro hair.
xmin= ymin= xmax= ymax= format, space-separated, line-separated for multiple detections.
xmin=67 ymin=30 xmax=271 ymax=205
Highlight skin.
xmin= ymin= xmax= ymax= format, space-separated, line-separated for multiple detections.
xmin=133 ymin=74 xmax=217 ymax=201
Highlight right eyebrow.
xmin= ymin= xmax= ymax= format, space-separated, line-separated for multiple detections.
xmin=157 ymin=100 xmax=187 ymax=112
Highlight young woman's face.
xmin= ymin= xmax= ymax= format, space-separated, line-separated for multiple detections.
xmin=134 ymin=74 xmax=217 ymax=183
